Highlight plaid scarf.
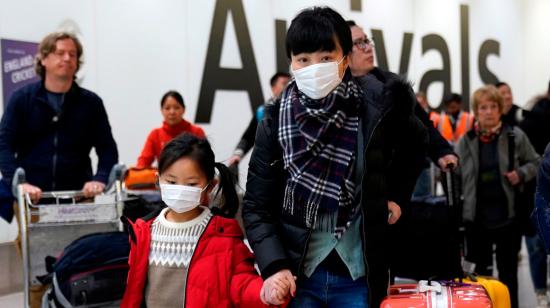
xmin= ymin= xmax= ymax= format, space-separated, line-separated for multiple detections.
xmin=278 ymin=73 xmax=361 ymax=236
xmin=475 ymin=121 xmax=502 ymax=143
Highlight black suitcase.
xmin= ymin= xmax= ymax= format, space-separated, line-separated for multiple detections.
xmin=389 ymin=169 xmax=463 ymax=281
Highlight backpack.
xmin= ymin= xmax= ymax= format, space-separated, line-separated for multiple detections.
xmin=41 ymin=231 xmax=130 ymax=307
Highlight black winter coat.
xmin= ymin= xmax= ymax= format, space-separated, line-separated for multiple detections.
xmin=0 ymin=81 xmax=118 ymax=191
xmin=243 ymin=74 xmax=428 ymax=307
xmin=369 ymin=68 xmax=454 ymax=164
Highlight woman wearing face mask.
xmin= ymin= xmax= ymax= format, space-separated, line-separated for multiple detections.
xmin=243 ymin=6 xmax=427 ymax=308
xmin=121 ymin=133 xmax=290 ymax=308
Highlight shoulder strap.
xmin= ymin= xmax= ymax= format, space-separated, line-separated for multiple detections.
xmin=507 ymin=127 xmax=515 ymax=172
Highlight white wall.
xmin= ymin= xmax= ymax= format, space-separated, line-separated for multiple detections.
xmin=1 ymin=0 xmax=549 ymax=242
xmin=522 ymin=0 xmax=550 ymax=103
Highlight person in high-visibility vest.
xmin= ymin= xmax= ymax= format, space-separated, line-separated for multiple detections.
xmin=433 ymin=93 xmax=475 ymax=144
xmin=416 ymin=91 xmax=441 ymax=126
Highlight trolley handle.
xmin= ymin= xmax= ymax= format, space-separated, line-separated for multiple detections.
xmin=25 ymin=190 xmax=85 ymax=207
xmin=12 ymin=167 xmax=26 ymax=196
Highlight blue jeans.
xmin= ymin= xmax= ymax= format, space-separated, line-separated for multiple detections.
xmin=288 ymin=264 xmax=368 ymax=308
xmin=526 ymin=234 xmax=549 ymax=292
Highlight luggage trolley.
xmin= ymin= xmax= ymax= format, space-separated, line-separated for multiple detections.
xmin=14 ymin=166 xmax=126 ymax=308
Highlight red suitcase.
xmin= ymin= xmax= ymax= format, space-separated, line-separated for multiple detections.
xmin=381 ymin=280 xmax=493 ymax=308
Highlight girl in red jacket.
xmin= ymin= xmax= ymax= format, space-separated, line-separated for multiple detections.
xmin=136 ymin=91 xmax=206 ymax=168
xmin=122 ymin=133 xmax=290 ymax=307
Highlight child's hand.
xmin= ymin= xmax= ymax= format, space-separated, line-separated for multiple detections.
xmin=260 ymin=269 xmax=296 ymax=305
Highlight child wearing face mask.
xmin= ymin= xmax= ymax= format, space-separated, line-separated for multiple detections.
xmin=121 ymin=133 xmax=291 ymax=307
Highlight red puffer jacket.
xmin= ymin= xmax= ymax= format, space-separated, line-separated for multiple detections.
xmin=121 ymin=213 xmax=267 ymax=308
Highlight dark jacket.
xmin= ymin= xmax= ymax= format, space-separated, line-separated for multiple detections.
xmin=0 ymin=81 xmax=118 ymax=191
xmin=520 ymin=97 xmax=550 ymax=155
xmin=505 ymin=101 xmax=547 ymax=235
xmin=534 ymin=143 xmax=550 ymax=252
xmin=243 ymin=74 xmax=428 ymax=307
xmin=234 ymin=116 xmax=258 ymax=158
xmin=539 ymin=143 xmax=550 ymax=202
xmin=233 ymin=101 xmax=271 ymax=159
xmin=369 ymin=68 xmax=455 ymax=164
xmin=502 ymin=104 xmax=528 ymax=127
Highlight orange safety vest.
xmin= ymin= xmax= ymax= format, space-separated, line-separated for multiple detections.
xmin=433 ymin=111 xmax=475 ymax=144
xmin=429 ymin=111 xmax=440 ymax=125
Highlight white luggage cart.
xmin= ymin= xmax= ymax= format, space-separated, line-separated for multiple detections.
xmin=13 ymin=167 xmax=126 ymax=308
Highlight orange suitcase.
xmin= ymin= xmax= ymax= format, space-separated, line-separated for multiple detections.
xmin=124 ymin=167 xmax=158 ymax=190
xmin=381 ymin=280 xmax=492 ymax=308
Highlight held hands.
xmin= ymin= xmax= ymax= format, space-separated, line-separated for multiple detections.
xmin=260 ymin=269 xmax=296 ymax=306
xmin=82 ymin=181 xmax=105 ymax=198
xmin=387 ymin=201 xmax=401 ymax=225
xmin=504 ymin=170 xmax=521 ymax=186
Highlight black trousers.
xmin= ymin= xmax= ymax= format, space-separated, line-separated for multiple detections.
xmin=464 ymin=222 xmax=522 ymax=308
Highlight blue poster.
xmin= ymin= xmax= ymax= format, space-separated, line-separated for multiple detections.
xmin=1 ymin=39 xmax=39 ymax=108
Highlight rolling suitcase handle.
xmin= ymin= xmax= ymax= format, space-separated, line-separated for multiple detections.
xmin=444 ymin=163 xmax=460 ymax=208
xmin=443 ymin=163 xmax=466 ymax=280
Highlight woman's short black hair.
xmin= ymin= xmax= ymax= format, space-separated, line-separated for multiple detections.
xmin=160 ymin=90 xmax=185 ymax=108
xmin=285 ymin=7 xmax=352 ymax=59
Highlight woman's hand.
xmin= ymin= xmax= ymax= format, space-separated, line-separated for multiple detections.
xmin=504 ymin=171 xmax=521 ymax=186
xmin=260 ymin=269 xmax=296 ymax=305
xmin=228 ymin=155 xmax=242 ymax=166
xmin=437 ymin=154 xmax=459 ymax=171
xmin=387 ymin=201 xmax=401 ymax=224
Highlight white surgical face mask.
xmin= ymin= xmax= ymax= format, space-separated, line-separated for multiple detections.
xmin=160 ymin=183 xmax=208 ymax=213
xmin=292 ymin=57 xmax=345 ymax=99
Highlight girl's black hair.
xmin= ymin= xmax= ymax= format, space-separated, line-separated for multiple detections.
xmin=158 ymin=133 xmax=239 ymax=218
xmin=160 ymin=90 xmax=185 ymax=109
xmin=285 ymin=6 xmax=352 ymax=58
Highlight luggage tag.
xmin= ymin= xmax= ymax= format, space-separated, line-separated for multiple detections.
xmin=462 ymin=260 xmax=476 ymax=274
